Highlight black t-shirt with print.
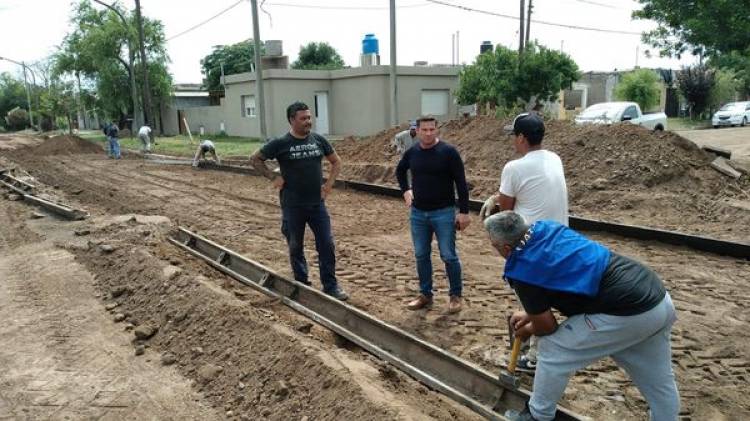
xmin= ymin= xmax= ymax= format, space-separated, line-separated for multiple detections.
xmin=510 ymin=252 xmax=666 ymax=317
xmin=260 ymin=132 xmax=334 ymax=207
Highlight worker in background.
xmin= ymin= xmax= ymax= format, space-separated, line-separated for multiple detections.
xmin=392 ymin=120 xmax=419 ymax=155
xmin=396 ymin=115 xmax=470 ymax=314
xmin=479 ymin=112 xmax=569 ymax=374
xmin=138 ymin=125 xmax=152 ymax=153
xmin=192 ymin=139 xmax=221 ymax=167
xmin=484 ymin=211 xmax=679 ymax=421
xmin=106 ymin=121 xmax=121 ymax=160
xmin=249 ymin=101 xmax=348 ymax=301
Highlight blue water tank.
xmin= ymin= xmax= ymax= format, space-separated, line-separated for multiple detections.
xmin=362 ymin=34 xmax=379 ymax=55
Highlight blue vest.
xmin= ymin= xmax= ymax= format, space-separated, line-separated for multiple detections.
xmin=504 ymin=221 xmax=610 ymax=297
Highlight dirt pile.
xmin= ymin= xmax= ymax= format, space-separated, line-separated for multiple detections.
xmin=335 ymin=116 xmax=750 ymax=239
xmin=28 ymin=134 xmax=103 ymax=156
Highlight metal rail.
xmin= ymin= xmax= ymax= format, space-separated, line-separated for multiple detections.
xmin=0 ymin=179 xmax=88 ymax=220
xmin=170 ymin=227 xmax=584 ymax=421
xmin=339 ymin=180 xmax=750 ymax=260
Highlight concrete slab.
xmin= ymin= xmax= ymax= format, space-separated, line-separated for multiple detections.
xmin=676 ymin=127 xmax=750 ymax=159
xmin=711 ymin=157 xmax=742 ymax=179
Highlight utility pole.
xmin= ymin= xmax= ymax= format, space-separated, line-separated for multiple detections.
xmin=456 ymin=31 xmax=460 ymax=65
xmin=389 ymin=0 xmax=398 ymax=126
xmin=525 ymin=0 xmax=532 ymax=47
xmin=21 ymin=61 xmax=34 ymax=128
xmin=519 ymin=0 xmax=525 ymax=54
xmin=93 ymin=0 xmax=142 ymax=130
xmin=250 ymin=0 xmax=268 ymax=141
xmin=134 ymin=0 xmax=153 ymax=130
xmin=451 ymin=33 xmax=455 ymax=66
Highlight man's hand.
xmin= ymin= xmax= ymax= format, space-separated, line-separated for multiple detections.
xmin=455 ymin=213 xmax=471 ymax=231
xmin=510 ymin=311 xmax=533 ymax=341
xmin=321 ymin=183 xmax=333 ymax=200
xmin=403 ymin=190 xmax=413 ymax=207
xmin=273 ymin=176 xmax=285 ymax=190
xmin=479 ymin=194 xmax=499 ymax=220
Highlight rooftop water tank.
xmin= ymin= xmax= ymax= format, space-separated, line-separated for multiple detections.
xmin=480 ymin=41 xmax=493 ymax=54
xmin=362 ymin=34 xmax=379 ymax=55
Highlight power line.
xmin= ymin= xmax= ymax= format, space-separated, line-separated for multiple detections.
xmin=424 ymin=0 xmax=641 ymax=36
xmin=167 ymin=0 xmax=245 ymax=41
xmin=264 ymin=1 xmax=430 ymax=10
xmin=568 ymin=0 xmax=622 ymax=9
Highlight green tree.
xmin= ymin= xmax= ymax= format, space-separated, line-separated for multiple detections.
xmin=55 ymin=0 xmax=172 ymax=129
xmin=291 ymin=42 xmax=345 ymax=70
xmin=455 ymin=43 xmax=579 ymax=112
xmin=708 ymin=68 xmax=739 ymax=111
xmin=614 ymin=69 xmax=662 ymax=111
xmin=200 ymin=40 xmax=259 ymax=93
xmin=710 ymin=50 xmax=750 ymax=98
xmin=5 ymin=107 xmax=29 ymax=130
xmin=677 ymin=65 xmax=715 ymax=119
xmin=634 ymin=0 xmax=750 ymax=58
xmin=0 ymin=72 xmax=28 ymax=129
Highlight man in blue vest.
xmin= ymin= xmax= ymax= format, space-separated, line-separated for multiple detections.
xmin=484 ymin=211 xmax=679 ymax=421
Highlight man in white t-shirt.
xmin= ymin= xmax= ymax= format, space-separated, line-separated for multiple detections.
xmin=137 ymin=125 xmax=152 ymax=153
xmin=479 ymin=112 xmax=569 ymax=374
xmin=192 ymin=139 xmax=221 ymax=167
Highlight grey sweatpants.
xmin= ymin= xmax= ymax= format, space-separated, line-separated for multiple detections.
xmin=529 ymin=293 xmax=679 ymax=421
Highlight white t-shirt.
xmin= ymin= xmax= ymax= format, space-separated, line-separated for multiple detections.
xmin=200 ymin=139 xmax=215 ymax=149
xmin=499 ymin=149 xmax=569 ymax=226
xmin=138 ymin=126 xmax=151 ymax=137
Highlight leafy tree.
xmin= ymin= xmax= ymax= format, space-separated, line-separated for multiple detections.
xmin=708 ymin=68 xmax=739 ymax=111
xmin=456 ymin=43 xmax=579 ymax=112
xmin=634 ymin=0 xmax=750 ymax=59
xmin=516 ymin=43 xmax=580 ymax=110
xmin=677 ymin=65 xmax=715 ymax=119
xmin=614 ymin=69 xmax=662 ymax=111
xmin=55 ymin=0 xmax=172 ymax=129
xmin=710 ymin=50 xmax=750 ymax=98
xmin=5 ymin=107 xmax=29 ymax=130
xmin=291 ymin=42 xmax=345 ymax=70
xmin=0 ymin=73 xmax=28 ymax=129
xmin=200 ymin=40 xmax=259 ymax=93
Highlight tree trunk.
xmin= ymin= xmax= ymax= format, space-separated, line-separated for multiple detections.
xmin=134 ymin=0 xmax=153 ymax=128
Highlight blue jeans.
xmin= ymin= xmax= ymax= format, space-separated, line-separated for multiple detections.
xmin=410 ymin=206 xmax=462 ymax=297
xmin=281 ymin=202 xmax=338 ymax=292
xmin=108 ymin=136 xmax=121 ymax=158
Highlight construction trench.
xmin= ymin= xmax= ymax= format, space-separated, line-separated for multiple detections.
xmin=1 ymin=125 xmax=749 ymax=421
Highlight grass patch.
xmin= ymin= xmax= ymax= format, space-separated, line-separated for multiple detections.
xmin=668 ymin=117 xmax=710 ymax=131
xmin=78 ymin=131 xmax=262 ymax=157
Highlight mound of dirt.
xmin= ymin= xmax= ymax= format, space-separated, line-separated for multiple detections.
xmin=334 ymin=116 xmax=750 ymax=240
xmin=28 ymin=135 xmax=103 ymax=156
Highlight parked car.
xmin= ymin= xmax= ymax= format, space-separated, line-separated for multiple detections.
xmin=574 ymin=101 xmax=667 ymax=131
xmin=712 ymin=101 xmax=750 ymax=128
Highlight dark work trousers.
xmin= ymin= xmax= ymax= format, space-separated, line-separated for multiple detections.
xmin=281 ymin=202 xmax=338 ymax=293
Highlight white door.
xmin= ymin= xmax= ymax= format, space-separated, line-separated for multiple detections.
xmin=314 ymin=91 xmax=329 ymax=135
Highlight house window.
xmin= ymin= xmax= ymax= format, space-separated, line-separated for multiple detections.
xmin=242 ymin=95 xmax=256 ymax=118
xmin=421 ymin=89 xmax=449 ymax=116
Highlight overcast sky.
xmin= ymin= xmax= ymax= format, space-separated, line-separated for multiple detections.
xmin=0 ymin=0 xmax=698 ymax=84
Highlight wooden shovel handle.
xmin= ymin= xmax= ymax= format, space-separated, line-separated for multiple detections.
xmin=508 ymin=337 xmax=523 ymax=374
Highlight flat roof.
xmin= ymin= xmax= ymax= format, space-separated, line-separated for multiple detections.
xmin=224 ymin=65 xmax=460 ymax=85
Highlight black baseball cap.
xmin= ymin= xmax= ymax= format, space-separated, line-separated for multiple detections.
xmin=504 ymin=112 xmax=545 ymax=138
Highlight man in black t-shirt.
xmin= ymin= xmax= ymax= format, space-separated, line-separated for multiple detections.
xmin=250 ymin=102 xmax=348 ymax=301
xmin=484 ymin=211 xmax=679 ymax=421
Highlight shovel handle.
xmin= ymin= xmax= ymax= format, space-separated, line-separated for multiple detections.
xmin=507 ymin=337 xmax=523 ymax=374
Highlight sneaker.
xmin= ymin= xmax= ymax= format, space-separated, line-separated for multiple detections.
xmin=504 ymin=404 xmax=537 ymax=421
xmin=516 ymin=355 xmax=537 ymax=373
xmin=325 ymin=288 xmax=349 ymax=301
xmin=448 ymin=295 xmax=462 ymax=314
xmin=406 ymin=294 xmax=433 ymax=310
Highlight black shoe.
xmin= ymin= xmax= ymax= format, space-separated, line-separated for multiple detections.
xmin=516 ymin=355 xmax=537 ymax=374
xmin=325 ymin=288 xmax=349 ymax=301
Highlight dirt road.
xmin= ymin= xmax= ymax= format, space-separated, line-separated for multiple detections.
xmin=0 ymin=201 xmax=220 ymax=420
xmin=2 ymin=131 xmax=749 ymax=420
xmin=677 ymin=126 xmax=750 ymax=159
